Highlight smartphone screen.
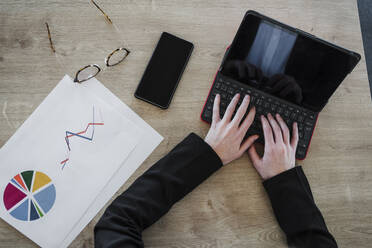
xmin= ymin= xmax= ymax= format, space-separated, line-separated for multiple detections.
xmin=135 ymin=32 xmax=194 ymax=109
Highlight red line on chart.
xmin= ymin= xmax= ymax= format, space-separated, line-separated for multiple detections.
xmin=60 ymin=106 xmax=104 ymax=169
xmin=65 ymin=123 xmax=104 ymax=138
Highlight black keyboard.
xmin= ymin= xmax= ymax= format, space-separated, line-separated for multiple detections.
xmin=201 ymin=74 xmax=318 ymax=159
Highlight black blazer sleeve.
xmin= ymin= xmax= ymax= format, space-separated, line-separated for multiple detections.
xmin=263 ymin=166 xmax=338 ymax=248
xmin=94 ymin=133 xmax=223 ymax=248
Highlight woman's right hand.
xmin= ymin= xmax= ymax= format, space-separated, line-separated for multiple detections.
xmin=248 ymin=113 xmax=299 ymax=180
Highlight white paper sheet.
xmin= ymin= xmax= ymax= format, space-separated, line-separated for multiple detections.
xmin=59 ymin=77 xmax=163 ymax=247
xmin=0 ymin=75 xmax=162 ymax=247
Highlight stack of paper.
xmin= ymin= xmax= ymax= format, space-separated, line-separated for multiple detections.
xmin=0 ymin=75 xmax=163 ymax=247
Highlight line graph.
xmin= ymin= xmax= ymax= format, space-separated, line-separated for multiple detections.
xmin=60 ymin=106 xmax=104 ymax=169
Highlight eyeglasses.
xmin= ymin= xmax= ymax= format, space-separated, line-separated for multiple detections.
xmin=45 ymin=0 xmax=130 ymax=83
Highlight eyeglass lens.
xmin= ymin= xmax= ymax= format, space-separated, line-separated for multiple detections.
xmin=76 ymin=65 xmax=100 ymax=83
xmin=106 ymin=48 xmax=130 ymax=67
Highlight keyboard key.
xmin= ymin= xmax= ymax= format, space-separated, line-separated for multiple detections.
xmin=215 ymin=82 xmax=221 ymax=89
xmin=284 ymin=110 xmax=290 ymax=117
xmin=304 ymin=130 xmax=312 ymax=140
xmin=221 ymin=85 xmax=227 ymax=91
xmin=290 ymin=112 xmax=297 ymax=120
xmin=305 ymin=119 xmax=313 ymax=126
xmin=285 ymin=119 xmax=292 ymax=126
xmin=298 ymin=142 xmax=307 ymax=149
xmin=299 ymin=132 xmax=304 ymax=139
xmin=204 ymin=110 xmax=211 ymax=118
xmin=270 ymin=104 xmax=277 ymax=112
xmin=207 ymin=104 xmax=212 ymax=110
xmin=297 ymin=148 xmax=306 ymax=157
xmin=298 ymin=123 xmax=304 ymax=131
xmin=297 ymin=115 xmax=305 ymax=122
xmin=228 ymin=87 xmax=234 ymax=94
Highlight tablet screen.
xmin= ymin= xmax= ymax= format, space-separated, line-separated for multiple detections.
xmin=222 ymin=13 xmax=360 ymax=111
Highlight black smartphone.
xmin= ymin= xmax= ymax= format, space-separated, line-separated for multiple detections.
xmin=135 ymin=32 xmax=194 ymax=109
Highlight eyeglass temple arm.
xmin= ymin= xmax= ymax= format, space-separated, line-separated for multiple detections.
xmin=91 ymin=0 xmax=113 ymax=24
xmin=45 ymin=22 xmax=56 ymax=53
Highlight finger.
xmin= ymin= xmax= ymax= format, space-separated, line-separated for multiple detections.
xmin=267 ymin=113 xmax=283 ymax=143
xmin=291 ymin=122 xmax=299 ymax=149
xmin=261 ymin=115 xmax=274 ymax=145
xmin=248 ymin=144 xmax=262 ymax=167
xmin=275 ymin=114 xmax=290 ymax=144
xmin=240 ymin=135 xmax=259 ymax=153
xmin=222 ymin=93 xmax=240 ymax=122
xmin=212 ymin=94 xmax=221 ymax=125
xmin=239 ymin=106 xmax=256 ymax=135
xmin=232 ymin=95 xmax=250 ymax=126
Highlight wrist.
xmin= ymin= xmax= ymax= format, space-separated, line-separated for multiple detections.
xmin=262 ymin=165 xmax=297 ymax=182
xmin=203 ymin=138 xmax=224 ymax=166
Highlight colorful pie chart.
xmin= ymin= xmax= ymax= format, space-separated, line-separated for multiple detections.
xmin=3 ymin=170 xmax=56 ymax=221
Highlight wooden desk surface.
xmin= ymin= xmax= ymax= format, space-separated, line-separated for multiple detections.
xmin=0 ymin=0 xmax=371 ymax=247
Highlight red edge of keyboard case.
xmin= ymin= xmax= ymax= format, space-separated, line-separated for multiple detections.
xmin=199 ymin=47 xmax=318 ymax=161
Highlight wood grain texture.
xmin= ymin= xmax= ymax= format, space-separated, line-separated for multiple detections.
xmin=0 ymin=0 xmax=371 ymax=247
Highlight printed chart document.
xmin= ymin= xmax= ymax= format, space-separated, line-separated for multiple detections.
xmin=60 ymin=76 xmax=164 ymax=247
xmin=0 ymin=75 xmax=163 ymax=247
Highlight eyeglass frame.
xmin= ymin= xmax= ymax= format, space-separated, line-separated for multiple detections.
xmin=45 ymin=0 xmax=130 ymax=84
xmin=73 ymin=47 xmax=130 ymax=83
